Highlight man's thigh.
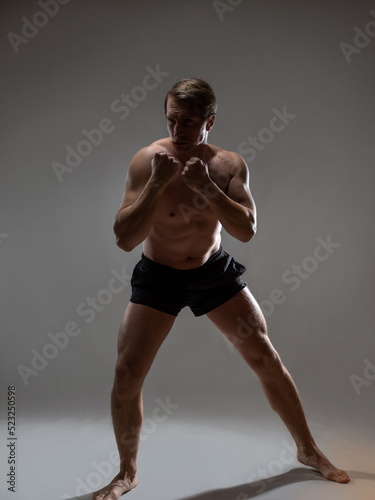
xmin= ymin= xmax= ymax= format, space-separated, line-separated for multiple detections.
xmin=206 ymin=287 xmax=275 ymax=366
xmin=116 ymin=302 xmax=176 ymax=377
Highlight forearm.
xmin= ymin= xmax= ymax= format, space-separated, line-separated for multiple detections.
xmin=201 ymin=180 xmax=256 ymax=242
xmin=114 ymin=177 xmax=166 ymax=251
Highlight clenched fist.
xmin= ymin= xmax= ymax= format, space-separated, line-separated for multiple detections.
xmin=151 ymin=151 xmax=180 ymax=186
xmin=181 ymin=157 xmax=211 ymax=193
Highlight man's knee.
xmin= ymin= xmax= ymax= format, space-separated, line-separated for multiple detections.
xmin=244 ymin=336 xmax=281 ymax=374
xmin=113 ymin=360 xmax=145 ymax=399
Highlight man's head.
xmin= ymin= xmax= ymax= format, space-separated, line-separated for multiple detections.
xmin=164 ymin=78 xmax=218 ymax=121
xmin=165 ymin=78 xmax=217 ymax=151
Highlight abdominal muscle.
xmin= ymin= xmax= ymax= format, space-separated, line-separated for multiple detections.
xmin=143 ymin=214 xmax=222 ymax=269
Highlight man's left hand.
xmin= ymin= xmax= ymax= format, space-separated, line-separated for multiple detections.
xmin=181 ymin=157 xmax=211 ymax=193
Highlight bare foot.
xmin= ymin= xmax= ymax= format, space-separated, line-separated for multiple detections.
xmin=297 ymin=443 xmax=350 ymax=483
xmin=92 ymin=473 xmax=138 ymax=499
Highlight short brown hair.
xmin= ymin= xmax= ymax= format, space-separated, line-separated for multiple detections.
xmin=164 ymin=78 xmax=218 ymax=121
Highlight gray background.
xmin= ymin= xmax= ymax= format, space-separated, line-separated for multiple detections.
xmin=1 ymin=1 xmax=374 ymax=499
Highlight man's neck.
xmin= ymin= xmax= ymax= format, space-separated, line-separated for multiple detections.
xmin=172 ymin=142 xmax=208 ymax=164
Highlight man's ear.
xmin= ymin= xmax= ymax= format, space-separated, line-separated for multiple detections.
xmin=206 ymin=114 xmax=216 ymax=132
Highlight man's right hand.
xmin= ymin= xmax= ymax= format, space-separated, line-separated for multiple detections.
xmin=151 ymin=151 xmax=179 ymax=186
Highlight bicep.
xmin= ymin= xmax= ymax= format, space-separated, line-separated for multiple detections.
xmin=116 ymin=150 xmax=152 ymax=213
xmin=227 ymin=156 xmax=256 ymax=212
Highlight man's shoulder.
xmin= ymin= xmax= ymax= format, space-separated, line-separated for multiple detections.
xmin=129 ymin=138 xmax=170 ymax=169
xmin=207 ymin=143 xmax=246 ymax=171
xmin=132 ymin=138 xmax=171 ymax=162
xmin=147 ymin=137 xmax=171 ymax=152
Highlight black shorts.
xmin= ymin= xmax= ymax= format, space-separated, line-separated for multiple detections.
xmin=130 ymin=246 xmax=247 ymax=317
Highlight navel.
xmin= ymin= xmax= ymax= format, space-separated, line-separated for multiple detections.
xmin=169 ymin=212 xmax=176 ymax=217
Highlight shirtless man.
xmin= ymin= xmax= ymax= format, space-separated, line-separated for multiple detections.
xmin=93 ymin=78 xmax=349 ymax=499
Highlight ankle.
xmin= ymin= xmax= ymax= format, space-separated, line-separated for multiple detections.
xmin=297 ymin=439 xmax=318 ymax=455
xmin=119 ymin=462 xmax=137 ymax=480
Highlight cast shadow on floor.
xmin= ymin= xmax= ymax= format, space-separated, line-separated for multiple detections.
xmin=67 ymin=469 xmax=374 ymax=500
xmin=178 ymin=468 xmax=331 ymax=500
xmin=176 ymin=469 xmax=374 ymax=500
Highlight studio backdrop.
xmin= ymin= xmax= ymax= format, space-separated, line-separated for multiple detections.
xmin=1 ymin=0 xmax=374 ymax=453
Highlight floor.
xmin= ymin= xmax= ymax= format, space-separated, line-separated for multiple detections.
xmin=2 ymin=409 xmax=375 ymax=500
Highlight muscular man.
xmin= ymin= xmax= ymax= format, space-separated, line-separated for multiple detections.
xmin=93 ymin=78 xmax=349 ymax=499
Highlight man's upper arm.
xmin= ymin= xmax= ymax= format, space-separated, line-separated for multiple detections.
xmin=116 ymin=147 xmax=153 ymax=213
xmin=227 ymin=153 xmax=256 ymax=213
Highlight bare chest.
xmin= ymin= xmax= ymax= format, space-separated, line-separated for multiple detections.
xmin=156 ymin=164 xmax=231 ymax=222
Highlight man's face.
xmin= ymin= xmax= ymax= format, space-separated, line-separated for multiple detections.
xmin=166 ymin=97 xmax=214 ymax=152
